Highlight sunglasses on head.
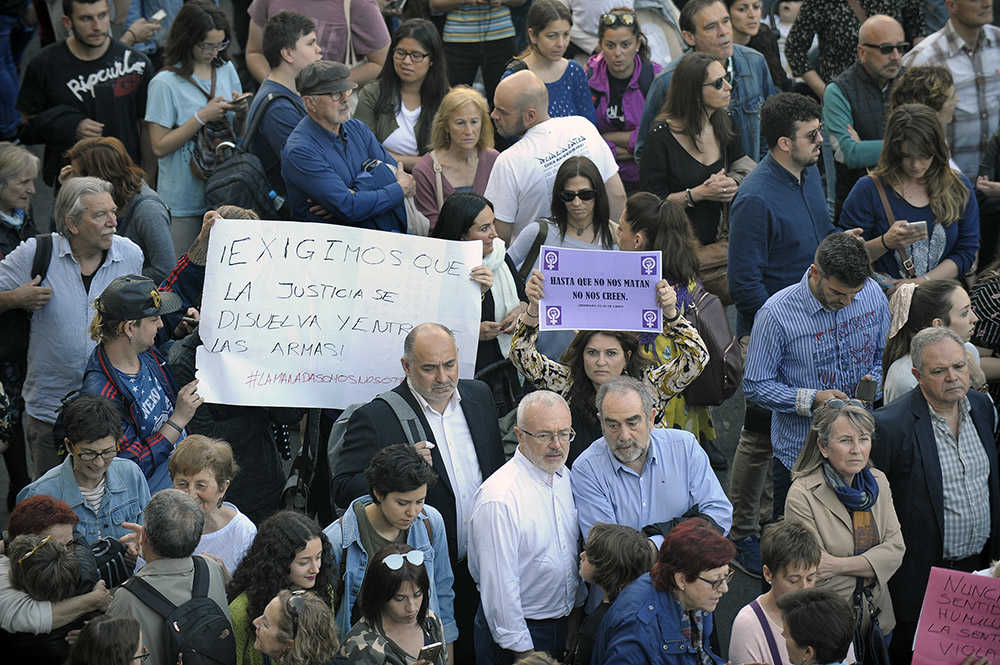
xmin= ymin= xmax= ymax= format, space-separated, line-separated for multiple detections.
xmin=600 ymin=12 xmax=636 ymax=27
xmin=383 ymin=549 xmax=425 ymax=570
xmin=825 ymin=398 xmax=865 ymax=409
xmin=286 ymin=590 xmax=307 ymax=640
xmin=861 ymin=41 xmax=910 ymax=55
xmin=559 ymin=188 xmax=597 ymax=202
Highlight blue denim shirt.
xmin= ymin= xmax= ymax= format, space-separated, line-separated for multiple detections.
xmin=323 ymin=495 xmax=457 ymax=643
xmin=635 ymin=44 xmax=777 ymax=163
xmin=17 ymin=456 xmax=150 ymax=543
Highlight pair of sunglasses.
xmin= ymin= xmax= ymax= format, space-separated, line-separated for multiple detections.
xmin=286 ymin=590 xmax=307 ymax=640
xmin=559 ymin=188 xmax=596 ymax=202
xmin=384 ymin=549 xmax=425 ymax=570
xmin=861 ymin=41 xmax=910 ymax=55
xmin=599 ymin=12 xmax=636 ymax=27
xmin=703 ymin=71 xmax=733 ymax=90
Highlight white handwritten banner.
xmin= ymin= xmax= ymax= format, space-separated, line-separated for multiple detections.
xmin=195 ymin=220 xmax=483 ymax=408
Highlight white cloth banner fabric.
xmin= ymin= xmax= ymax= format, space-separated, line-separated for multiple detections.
xmin=196 ymin=219 xmax=482 ymax=408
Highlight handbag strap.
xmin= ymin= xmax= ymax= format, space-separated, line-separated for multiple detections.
xmin=871 ymin=175 xmax=916 ymax=278
xmin=166 ymin=66 xmax=216 ymax=101
xmin=343 ymin=0 xmax=358 ymax=67
xmin=749 ymin=600 xmax=784 ymax=665
xmin=846 ymin=0 xmax=868 ymax=24
xmin=430 ymin=150 xmax=445 ymax=211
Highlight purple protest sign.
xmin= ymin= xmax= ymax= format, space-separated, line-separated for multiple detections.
xmin=538 ymin=246 xmax=662 ymax=332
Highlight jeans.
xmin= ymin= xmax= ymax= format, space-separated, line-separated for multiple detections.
xmin=474 ymin=603 xmax=567 ymax=665
xmin=772 ymin=457 xmax=793 ymax=521
xmin=0 ymin=13 xmax=33 ymax=139
xmin=24 ymin=413 xmax=58 ymax=479
xmin=443 ymin=38 xmax=515 ymax=108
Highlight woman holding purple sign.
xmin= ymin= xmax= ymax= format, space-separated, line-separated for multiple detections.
xmin=509 ymin=261 xmax=708 ymax=466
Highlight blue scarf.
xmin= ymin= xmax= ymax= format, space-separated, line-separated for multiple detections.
xmin=822 ymin=461 xmax=879 ymax=512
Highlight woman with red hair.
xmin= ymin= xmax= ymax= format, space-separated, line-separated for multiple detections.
xmin=592 ymin=517 xmax=735 ymax=664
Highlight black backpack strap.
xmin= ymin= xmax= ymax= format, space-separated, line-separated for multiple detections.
xmin=122 ymin=574 xmax=179 ymax=619
xmin=241 ymin=92 xmax=298 ymax=146
xmin=637 ymin=58 xmax=655 ymax=97
xmin=31 ymin=233 xmax=52 ymax=282
xmin=191 ymin=555 xmax=209 ymax=599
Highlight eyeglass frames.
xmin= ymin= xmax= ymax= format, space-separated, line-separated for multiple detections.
xmin=73 ymin=443 xmax=119 ymax=462
xmin=519 ymin=428 xmax=576 ymax=444
xmin=861 ymin=41 xmax=910 ymax=55
xmin=824 ymin=398 xmax=866 ymax=409
xmin=383 ymin=549 xmax=425 ymax=570
xmin=599 ymin=12 xmax=637 ymax=27
xmin=392 ymin=47 xmax=430 ymax=63
xmin=558 ymin=189 xmax=596 ymax=202
xmin=196 ymin=39 xmax=229 ymax=52
xmin=286 ymin=590 xmax=307 ymax=640
xmin=697 ymin=567 xmax=735 ymax=591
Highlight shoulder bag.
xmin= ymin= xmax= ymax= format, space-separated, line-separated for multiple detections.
xmin=871 ymin=175 xmax=917 ymax=279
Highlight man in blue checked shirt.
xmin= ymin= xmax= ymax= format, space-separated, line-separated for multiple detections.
xmin=743 ymin=233 xmax=890 ymax=518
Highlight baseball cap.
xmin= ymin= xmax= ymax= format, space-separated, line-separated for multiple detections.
xmin=94 ymin=274 xmax=183 ymax=321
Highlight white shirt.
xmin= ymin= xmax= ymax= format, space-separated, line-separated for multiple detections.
xmin=484 ymin=116 xmax=619 ymax=241
xmin=197 ymin=502 xmax=258 ymax=574
xmin=469 ymin=449 xmax=582 ymax=652
xmin=408 ymin=380 xmax=483 ymax=560
xmin=383 ymin=103 xmax=421 ymax=156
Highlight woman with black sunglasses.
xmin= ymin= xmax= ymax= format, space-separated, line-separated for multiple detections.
xmin=252 ymin=589 xmax=340 ymax=665
xmin=337 ymin=544 xmax=447 ymax=665
xmin=639 ymin=51 xmax=755 ymax=247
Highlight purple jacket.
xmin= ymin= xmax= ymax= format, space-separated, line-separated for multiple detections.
xmin=587 ymin=53 xmax=662 ymax=185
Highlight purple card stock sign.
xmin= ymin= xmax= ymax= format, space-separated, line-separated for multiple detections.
xmin=539 ymin=246 xmax=662 ymax=332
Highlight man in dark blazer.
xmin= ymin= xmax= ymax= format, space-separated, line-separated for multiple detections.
xmin=871 ymin=327 xmax=999 ymax=665
xmin=331 ymin=321 xmax=504 ymax=662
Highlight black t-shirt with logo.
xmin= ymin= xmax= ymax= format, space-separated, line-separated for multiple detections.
xmin=605 ymin=74 xmax=629 ymax=131
xmin=17 ymin=40 xmax=153 ymax=184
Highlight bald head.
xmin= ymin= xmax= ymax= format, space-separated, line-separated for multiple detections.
xmin=491 ymin=70 xmax=550 ymax=137
xmin=858 ymin=14 xmax=904 ymax=45
xmin=857 ymin=15 xmax=905 ymax=84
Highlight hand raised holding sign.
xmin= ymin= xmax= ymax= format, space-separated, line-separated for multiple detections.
xmin=656 ymin=280 xmax=677 ymax=321
xmin=525 ymin=269 xmax=545 ymax=316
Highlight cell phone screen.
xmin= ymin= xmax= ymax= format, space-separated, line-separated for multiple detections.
xmin=417 ymin=642 xmax=443 ymax=662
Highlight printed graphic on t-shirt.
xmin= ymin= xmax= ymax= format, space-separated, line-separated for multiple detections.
xmin=66 ymin=49 xmax=148 ymax=102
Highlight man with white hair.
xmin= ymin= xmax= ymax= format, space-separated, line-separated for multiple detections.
xmin=469 ymin=390 xmax=585 ymax=664
xmin=0 ymin=176 xmax=143 ymax=477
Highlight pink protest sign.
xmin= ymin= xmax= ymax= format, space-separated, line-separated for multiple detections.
xmin=913 ymin=566 xmax=1000 ymax=664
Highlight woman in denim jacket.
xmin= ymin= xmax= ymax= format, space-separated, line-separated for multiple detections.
xmin=17 ymin=394 xmax=149 ymax=546
xmin=323 ymin=444 xmax=456 ymax=659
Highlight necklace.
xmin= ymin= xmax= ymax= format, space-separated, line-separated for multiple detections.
xmin=568 ymin=220 xmax=593 ymax=235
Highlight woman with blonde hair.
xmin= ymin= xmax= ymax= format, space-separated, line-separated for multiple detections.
xmin=413 ymin=86 xmax=499 ymax=228
xmin=252 ymin=589 xmax=340 ymax=665
xmin=841 ymin=103 xmax=978 ymax=288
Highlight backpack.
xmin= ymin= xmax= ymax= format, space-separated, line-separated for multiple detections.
xmin=122 ymin=555 xmax=236 ymax=665
xmin=680 ymin=283 xmax=743 ymax=406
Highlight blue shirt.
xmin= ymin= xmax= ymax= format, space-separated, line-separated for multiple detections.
xmin=246 ymin=79 xmax=306 ymax=199
xmin=281 ymin=115 xmax=406 ymax=230
xmin=17 ymin=456 xmax=150 ymax=543
xmin=570 ymin=428 xmax=732 ymax=540
xmin=743 ymin=271 xmax=890 ymax=469
xmin=502 ymin=60 xmax=597 ymax=125
xmin=728 ymin=154 xmax=834 ymax=337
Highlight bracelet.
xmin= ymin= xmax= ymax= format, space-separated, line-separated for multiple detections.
xmin=194 ymin=111 xmax=206 ymax=126
xmin=880 ymin=234 xmax=890 ymax=252
xmin=685 ymin=188 xmax=695 ymax=208
xmin=164 ymin=420 xmax=183 ymax=434
xmin=664 ymin=309 xmax=682 ymax=323
xmin=125 ymin=28 xmax=136 ymax=42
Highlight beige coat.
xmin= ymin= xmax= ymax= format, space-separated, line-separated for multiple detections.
xmin=785 ymin=466 xmax=905 ymax=631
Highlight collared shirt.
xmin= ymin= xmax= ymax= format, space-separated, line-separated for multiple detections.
xmin=469 ymin=450 xmax=582 ymax=653
xmin=743 ymin=270 xmax=890 ymax=469
xmin=408 ymin=380 xmax=483 ymax=560
xmin=902 ymin=20 xmax=1000 ymax=181
xmin=0 ymin=233 xmax=144 ymax=423
xmin=929 ymin=396 xmax=991 ymax=559
xmin=570 ymin=428 xmax=732 ymax=540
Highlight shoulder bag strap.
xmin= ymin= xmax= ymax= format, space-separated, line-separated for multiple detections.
xmin=422 ymin=512 xmax=433 ymax=544
xmin=343 ymin=0 xmax=358 ymax=67
xmin=191 ymin=555 xmax=209 ymax=599
xmin=749 ymin=600 xmax=784 ymax=665
xmin=166 ymin=66 xmax=215 ymax=101
xmin=122 ymin=574 xmax=179 ymax=619
xmin=376 ymin=390 xmax=428 ymax=444
xmin=519 ymin=218 xmax=549 ymax=282
xmin=242 ymin=92 xmax=297 ymax=146
xmin=845 ymin=0 xmax=868 ymax=24
xmin=430 ymin=151 xmax=445 ymax=211
xmin=870 ymin=175 xmax=916 ymax=278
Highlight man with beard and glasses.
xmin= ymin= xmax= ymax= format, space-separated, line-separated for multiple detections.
xmin=331 ymin=321 xmax=504 ymax=664
xmin=17 ymin=0 xmax=154 ymax=187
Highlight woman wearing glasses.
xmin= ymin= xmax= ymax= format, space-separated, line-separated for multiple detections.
xmin=337 ymin=543 xmax=447 ymax=665
xmin=587 ymin=8 xmax=661 ymax=193
xmin=252 ymin=590 xmax=340 ymax=665
xmin=593 ymin=517 xmax=736 ymax=664
xmin=785 ymin=401 xmax=904 ymax=639
xmin=354 ymin=20 xmax=450 ymax=174
xmin=639 ymin=52 xmax=755 ymax=247
xmin=324 ymin=445 xmax=456 ymax=659
xmin=145 ymin=0 xmax=243 ymax=254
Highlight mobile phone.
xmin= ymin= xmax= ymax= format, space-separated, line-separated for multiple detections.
xmin=855 ymin=376 xmax=878 ymax=403
xmin=906 ymin=220 xmax=927 ymax=234
xmin=417 ymin=642 xmax=443 ymax=662
xmin=150 ymin=9 xmax=166 ymax=21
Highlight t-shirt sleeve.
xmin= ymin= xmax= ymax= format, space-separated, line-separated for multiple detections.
xmin=247 ymin=0 xmax=269 ymax=28
xmin=261 ymin=99 xmax=303 ymax=158
xmin=483 ymin=155 xmax=518 ymax=224
xmin=349 ymin=0 xmax=391 ymax=56
xmin=144 ymin=74 xmax=179 ymax=129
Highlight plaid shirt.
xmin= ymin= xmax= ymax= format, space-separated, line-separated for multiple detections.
xmin=929 ymin=395 xmax=991 ymax=559
xmin=902 ymin=20 xmax=1000 ymax=181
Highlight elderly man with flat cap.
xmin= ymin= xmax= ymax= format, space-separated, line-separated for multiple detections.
xmin=281 ymin=60 xmax=414 ymax=230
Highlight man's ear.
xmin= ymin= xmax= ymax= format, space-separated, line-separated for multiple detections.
xmin=681 ymin=29 xmax=697 ymax=48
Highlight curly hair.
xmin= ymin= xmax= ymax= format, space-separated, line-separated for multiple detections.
xmin=888 ymin=65 xmax=954 ymax=114
xmin=8 ymin=495 xmax=78 ymax=539
xmin=650 ymin=517 xmax=734 ymax=592
xmin=561 ymin=330 xmax=648 ymax=433
xmin=66 ymin=137 xmax=145 ymax=208
xmin=273 ymin=590 xmax=341 ymax=665
xmin=7 ymin=534 xmax=80 ymax=601
xmin=228 ymin=511 xmax=335 ymax=624
xmin=66 ymin=615 xmax=141 ymax=665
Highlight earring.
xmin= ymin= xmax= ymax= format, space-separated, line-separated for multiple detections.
xmin=633 ymin=240 xmax=639 ymax=248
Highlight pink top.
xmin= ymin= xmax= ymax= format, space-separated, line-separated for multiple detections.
xmin=413 ymin=148 xmax=500 ymax=229
xmin=247 ymin=0 xmax=389 ymax=64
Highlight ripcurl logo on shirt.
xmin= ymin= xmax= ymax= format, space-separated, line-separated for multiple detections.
xmin=65 ymin=50 xmax=147 ymax=102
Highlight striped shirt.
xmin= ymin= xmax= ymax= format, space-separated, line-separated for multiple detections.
xmin=442 ymin=5 xmax=516 ymax=43
xmin=743 ymin=270 xmax=890 ymax=469
xmin=901 ymin=20 xmax=1000 ymax=181
xmin=929 ymin=396 xmax=991 ymax=559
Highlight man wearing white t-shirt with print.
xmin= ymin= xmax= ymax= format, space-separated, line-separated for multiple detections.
xmin=485 ymin=70 xmax=625 ymax=243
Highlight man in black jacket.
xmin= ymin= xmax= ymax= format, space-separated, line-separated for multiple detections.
xmin=332 ymin=321 xmax=504 ymax=663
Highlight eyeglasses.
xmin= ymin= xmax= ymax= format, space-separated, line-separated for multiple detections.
xmin=196 ymin=39 xmax=229 ymax=52
xmin=861 ymin=41 xmax=910 ymax=55
xmin=132 ymin=650 xmax=152 ymax=663
xmin=286 ymin=590 xmax=307 ymax=640
xmin=383 ymin=550 xmax=425 ymax=570
xmin=519 ymin=428 xmax=576 ymax=444
xmin=599 ymin=12 xmax=637 ymax=27
xmin=703 ymin=74 xmax=732 ymax=90
xmin=329 ymin=88 xmax=354 ymax=103
xmin=559 ymin=189 xmax=596 ymax=202
xmin=697 ymin=567 xmax=735 ymax=591
xmin=393 ymin=48 xmax=430 ymax=63
xmin=17 ymin=535 xmax=53 ymax=564
xmin=73 ymin=443 xmax=119 ymax=462
xmin=824 ymin=398 xmax=865 ymax=409
xmin=797 ymin=124 xmax=823 ymax=143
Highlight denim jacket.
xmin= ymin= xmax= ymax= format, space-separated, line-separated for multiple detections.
xmin=636 ymin=44 xmax=777 ymax=163
xmin=592 ymin=574 xmax=725 ymax=665
xmin=587 ymin=52 xmax=662 ymax=186
xmin=323 ymin=496 xmax=457 ymax=643
xmin=17 ymin=456 xmax=150 ymax=543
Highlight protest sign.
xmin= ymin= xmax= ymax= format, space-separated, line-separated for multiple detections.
xmin=195 ymin=219 xmax=483 ymax=408
xmin=913 ymin=566 xmax=1000 ymax=664
xmin=538 ymin=246 xmax=662 ymax=332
